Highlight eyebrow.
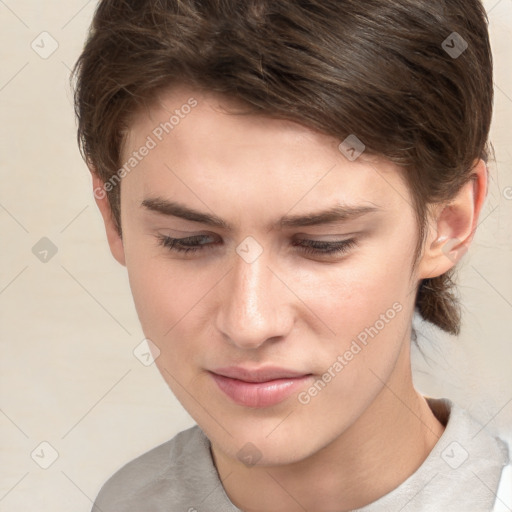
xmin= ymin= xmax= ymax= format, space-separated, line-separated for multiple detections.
xmin=141 ymin=198 xmax=381 ymax=231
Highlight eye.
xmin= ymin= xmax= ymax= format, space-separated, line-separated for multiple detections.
xmin=157 ymin=234 xmax=217 ymax=253
xmin=292 ymin=238 xmax=358 ymax=256
xmin=157 ymin=234 xmax=358 ymax=257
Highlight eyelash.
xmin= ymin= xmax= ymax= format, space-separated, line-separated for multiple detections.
xmin=156 ymin=235 xmax=358 ymax=257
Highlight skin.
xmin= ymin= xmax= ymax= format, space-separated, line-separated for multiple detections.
xmin=92 ymin=84 xmax=487 ymax=512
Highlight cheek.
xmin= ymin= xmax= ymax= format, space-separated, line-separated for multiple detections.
xmin=304 ymin=248 xmax=412 ymax=341
xmin=292 ymin=261 xmax=412 ymax=433
xmin=299 ymin=248 xmax=413 ymax=390
xmin=125 ymin=248 xmax=225 ymax=378
xmin=127 ymin=259 xmax=205 ymax=397
xmin=126 ymin=249 xmax=199 ymax=340
xmin=127 ymin=230 xmax=414 ymax=344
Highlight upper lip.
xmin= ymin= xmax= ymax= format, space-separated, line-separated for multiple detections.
xmin=210 ymin=366 xmax=311 ymax=383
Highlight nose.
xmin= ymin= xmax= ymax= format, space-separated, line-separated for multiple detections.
xmin=215 ymin=245 xmax=293 ymax=350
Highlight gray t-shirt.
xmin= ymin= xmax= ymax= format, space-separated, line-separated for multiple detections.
xmin=92 ymin=397 xmax=510 ymax=512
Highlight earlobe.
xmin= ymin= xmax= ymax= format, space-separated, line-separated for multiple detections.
xmin=90 ymin=171 xmax=126 ymax=267
xmin=417 ymin=159 xmax=488 ymax=280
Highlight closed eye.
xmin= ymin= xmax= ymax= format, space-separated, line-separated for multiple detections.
xmin=156 ymin=234 xmax=358 ymax=257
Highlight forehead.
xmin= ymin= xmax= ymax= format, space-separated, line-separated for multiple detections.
xmin=120 ymin=85 xmax=411 ymax=223
xmin=124 ymin=84 xmax=338 ymax=159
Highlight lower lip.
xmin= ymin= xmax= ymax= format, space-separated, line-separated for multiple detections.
xmin=210 ymin=372 xmax=313 ymax=408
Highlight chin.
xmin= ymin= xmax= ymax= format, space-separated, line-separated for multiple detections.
xmin=206 ymin=415 xmax=324 ymax=466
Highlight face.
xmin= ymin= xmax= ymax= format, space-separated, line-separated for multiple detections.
xmin=113 ymin=84 xmax=429 ymax=465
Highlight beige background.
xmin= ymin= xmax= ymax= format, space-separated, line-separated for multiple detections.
xmin=0 ymin=1 xmax=511 ymax=510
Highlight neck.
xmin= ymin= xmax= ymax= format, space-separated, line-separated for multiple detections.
xmin=211 ymin=346 xmax=446 ymax=512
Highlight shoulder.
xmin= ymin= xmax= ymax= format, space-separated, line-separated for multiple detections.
xmin=448 ymin=399 xmax=511 ymax=512
xmin=423 ymin=397 xmax=511 ymax=512
xmin=91 ymin=424 xmax=212 ymax=512
xmin=494 ymin=433 xmax=512 ymax=512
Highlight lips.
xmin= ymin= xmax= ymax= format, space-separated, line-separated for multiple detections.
xmin=209 ymin=366 xmax=313 ymax=408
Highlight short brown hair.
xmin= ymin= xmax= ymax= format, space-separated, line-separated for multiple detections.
xmin=71 ymin=0 xmax=493 ymax=336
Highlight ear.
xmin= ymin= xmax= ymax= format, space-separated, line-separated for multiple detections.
xmin=91 ymin=170 xmax=126 ymax=267
xmin=417 ymin=159 xmax=488 ymax=279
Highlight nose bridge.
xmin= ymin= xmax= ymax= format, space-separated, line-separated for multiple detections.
xmin=217 ymin=243 xmax=288 ymax=348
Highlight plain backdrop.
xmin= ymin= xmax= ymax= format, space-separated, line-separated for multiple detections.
xmin=0 ymin=1 xmax=511 ymax=510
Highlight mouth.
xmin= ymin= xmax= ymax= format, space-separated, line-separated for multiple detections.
xmin=209 ymin=366 xmax=314 ymax=408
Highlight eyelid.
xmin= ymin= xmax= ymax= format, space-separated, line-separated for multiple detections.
xmin=157 ymin=228 xmax=359 ymax=237
xmin=293 ymin=232 xmax=358 ymax=240
xmin=157 ymin=228 xmax=212 ymax=237
xmin=155 ymin=233 xmax=359 ymax=259
xmin=155 ymin=229 xmax=361 ymax=245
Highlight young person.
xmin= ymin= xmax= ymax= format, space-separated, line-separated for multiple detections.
xmin=72 ymin=1 xmax=511 ymax=510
